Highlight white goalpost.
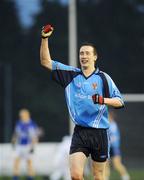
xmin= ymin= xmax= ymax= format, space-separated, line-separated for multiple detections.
xmin=68 ymin=0 xmax=77 ymax=134
xmin=123 ymin=94 xmax=144 ymax=102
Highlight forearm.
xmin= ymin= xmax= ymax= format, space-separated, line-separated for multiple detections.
xmin=40 ymin=38 xmax=52 ymax=70
xmin=104 ymin=97 xmax=124 ymax=108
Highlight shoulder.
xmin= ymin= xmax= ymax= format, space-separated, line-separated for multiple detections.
xmin=99 ymin=71 xmax=112 ymax=80
xmin=100 ymin=71 xmax=117 ymax=87
xmin=16 ymin=120 xmax=21 ymax=127
xmin=30 ymin=120 xmax=37 ymax=128
xmin=52 ymin=60 xmax=81 ymax=72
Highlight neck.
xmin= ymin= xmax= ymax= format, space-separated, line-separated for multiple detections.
xmin=82 ymin=66 xmax=96 ymax=77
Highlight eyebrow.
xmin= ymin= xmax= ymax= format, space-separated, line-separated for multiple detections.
xmin=80 ymin=50 xmax=91 ymax=53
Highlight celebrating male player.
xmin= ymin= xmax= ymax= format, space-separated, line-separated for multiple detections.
xmin=40 ymin=24 xmax=124 ymax=180
xmin=12 ymin=109 xmax=38 ymax=180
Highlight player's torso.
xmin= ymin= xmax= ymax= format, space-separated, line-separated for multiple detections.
xmin=16 ymin=122 xmax=34 ymax=145
xmin=65 ymin=73 xmax=109 ymax=128
xmin=74 ymin=73 xmax=103 ymax=95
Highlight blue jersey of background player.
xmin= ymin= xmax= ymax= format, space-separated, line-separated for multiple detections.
xmin=14 ymin=114 xmax=38 ymax=146
xmin=109 ymin=111 xmax=121 ymax=157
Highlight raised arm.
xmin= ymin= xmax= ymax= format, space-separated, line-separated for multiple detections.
xmin=40 ymin=38 xmax=52 ymax=70
xmin=40 ymin=24 xmax=54 ymax=70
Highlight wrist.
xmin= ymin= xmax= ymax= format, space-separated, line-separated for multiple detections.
xmin=41 ymin=36 xmax=48 ymax=40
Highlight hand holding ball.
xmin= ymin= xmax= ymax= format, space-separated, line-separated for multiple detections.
xmin=41 ymin=24 xmax=54 ymax=38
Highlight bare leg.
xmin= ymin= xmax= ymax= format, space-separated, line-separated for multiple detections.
xmin=92 ymin=160 xmax=107 ymax=180
xmin=13 ymin=157 xmax=21 ymax=176
xmin=69 ymin=152 xmax=87 ymax=180
xmin=112 ymin=156 xmax=130 ymax=180
xmin=104 ymin=160 xmax=110 ymax=180
xmin=27 ymin=159 xmax=35 ymax=177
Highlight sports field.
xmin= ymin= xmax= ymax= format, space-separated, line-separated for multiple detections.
xmin=87 ymin=169 xmax=144 ymax=180
xmin=111 ymin=169 xmax=144 ymax=180
xmin=0 ymin=168 xmax=144 ymax=180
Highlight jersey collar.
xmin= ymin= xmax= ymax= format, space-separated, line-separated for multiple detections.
xmin=81 ymin=67 xmax=100 ymax=79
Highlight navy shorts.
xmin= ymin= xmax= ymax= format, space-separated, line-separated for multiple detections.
xmin=70 ymin=125 xmax=109 ymax=162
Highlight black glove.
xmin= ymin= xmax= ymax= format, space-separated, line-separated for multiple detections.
xmin=92 ymin=94 xmax=104 ymax=104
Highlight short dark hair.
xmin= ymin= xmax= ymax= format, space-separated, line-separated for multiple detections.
xmin=80 ymin=42 xmax=97 ymax=56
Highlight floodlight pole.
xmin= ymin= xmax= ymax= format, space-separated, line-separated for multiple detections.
xmin=68 ymin=0 xmax=77 ymax=135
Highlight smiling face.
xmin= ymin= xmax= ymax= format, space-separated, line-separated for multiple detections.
xmin=79 ymin=45 xmax=97 ymax=69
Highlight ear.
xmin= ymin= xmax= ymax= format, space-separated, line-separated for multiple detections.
xmin=94 ymin=55 xmax=97 ymax=61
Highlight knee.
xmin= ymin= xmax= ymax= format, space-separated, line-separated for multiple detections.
xmin=71 ymin=171 xmax=83 ymax=180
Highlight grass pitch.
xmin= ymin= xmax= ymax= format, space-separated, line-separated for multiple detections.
xmin=0 ymin=168 xmax=144 ymax=180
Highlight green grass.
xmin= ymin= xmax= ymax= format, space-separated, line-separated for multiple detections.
xmin=0 ymin=169 xmax=144 ymax=180
xmin=0 ymin=177 xmax=43 ymax=180
xmin=87 ymin=168 xmax=144 ymax=180
xmin=111 ymin=169 xmax=144 ymax=180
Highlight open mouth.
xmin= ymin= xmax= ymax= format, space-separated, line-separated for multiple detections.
xmin=81 ymin=59 xmax=88 ymax=64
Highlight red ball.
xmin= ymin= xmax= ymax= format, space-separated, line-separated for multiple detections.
xmin=43 ymin=24 xmax=53 ymax=33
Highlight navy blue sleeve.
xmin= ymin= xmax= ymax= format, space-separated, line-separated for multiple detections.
xmin=52 ymin=69 xmax=80 ymax=88
xmin=51 ymin=60 xmax=80 ymax=88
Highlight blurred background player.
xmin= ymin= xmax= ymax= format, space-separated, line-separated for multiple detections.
xmin=105 ymin=110 xmax=130 ymax=180
xmin=50 ymin=135 xmax=71 ymax=180
xmin=11 ymin=108 xmax=38 ymax=180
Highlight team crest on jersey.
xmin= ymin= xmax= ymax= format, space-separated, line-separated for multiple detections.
xmin=92 ymin=83 xmax=97 ymax=90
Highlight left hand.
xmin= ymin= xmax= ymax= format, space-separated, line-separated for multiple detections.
xmin=92 ymin=94 xmax=104 ymax=104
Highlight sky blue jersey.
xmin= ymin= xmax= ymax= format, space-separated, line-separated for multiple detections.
xmin=51 ymin=60 xmax=124 ymax=129
xmin=109 ymin=120 xmax=120 ymax=148
xmin=14 ymin=120 xmax=38 ymax=145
